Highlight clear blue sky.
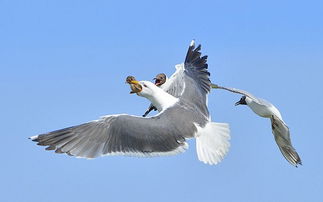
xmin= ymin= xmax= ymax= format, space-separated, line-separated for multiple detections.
xmin=1 ymin=0 xmax=322 ymax=202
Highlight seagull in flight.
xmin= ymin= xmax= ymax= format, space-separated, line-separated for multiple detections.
xmin=212 ymin=84 xmax=302 ymax=167
xmin=30 ymin=41 xmax=230 ymax=165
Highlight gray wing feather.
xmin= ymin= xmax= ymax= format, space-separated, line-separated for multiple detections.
xmin=164 ymin=67 xmax=186 ymax=98
xmin=31 ymin=103 xmax=206 ymax=159
xmin=165 ymin=47 xmax=210 ymax=99
xmin=271 ymin=115 xmax=302 ymax=167
xmin=184 ymin=44 xmax=210 ymax=95
xmin=180 ymin=43 xmax=211 ymax=117
xmin=212 ymin=85 xmax=272 ymax=107
xmin=164 ymin=43 xmax=211 ymax=117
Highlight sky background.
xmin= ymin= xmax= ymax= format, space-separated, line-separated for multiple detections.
xmin=1 ymin=0 xmax=322 ymax=201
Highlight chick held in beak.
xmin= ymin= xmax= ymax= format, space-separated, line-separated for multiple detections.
xmin=126 ymin=76 xmax=142 ymax=94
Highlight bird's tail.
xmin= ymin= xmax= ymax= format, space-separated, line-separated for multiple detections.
xmin=196 ymin=122 xmax=230 ymax=165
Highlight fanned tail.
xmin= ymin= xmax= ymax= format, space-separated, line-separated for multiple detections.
xmin=196 ymin=122 xmax=230 ymax=165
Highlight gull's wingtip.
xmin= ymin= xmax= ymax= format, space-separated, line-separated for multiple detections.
xmin=295 ymin=159 xmax=302 ymax=167
xmin=29 ymin=135 xmax=38 ymax=141
xmin=190 ymin=39 xmax=195 ymax=47
xmin=210 ymin=84 xmax=219 ymax=89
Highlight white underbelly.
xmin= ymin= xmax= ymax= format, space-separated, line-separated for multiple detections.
xmin=249 ymin=102 xmax=280 ymax=118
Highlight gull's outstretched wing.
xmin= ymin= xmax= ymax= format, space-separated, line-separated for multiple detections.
xmin=211 ymin=84 xmax=272 ymax=107
xmin=161 ymin=41 xmax=211 ymax=117
xmin=161 ymin=64 xmax=186 ymax=98
xmin=30 ymin=104 xmax=204 ymax=159
xmin=143 ymin=41 xmax=210 ymax=117
xmin=270 ymin=115 xmax=302 ymax=167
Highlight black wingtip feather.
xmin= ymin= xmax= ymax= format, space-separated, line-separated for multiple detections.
xmin=184 ymin=41 xmax=211 ymax=94
xmin=185 ymin=44 xmax=195 ymax=63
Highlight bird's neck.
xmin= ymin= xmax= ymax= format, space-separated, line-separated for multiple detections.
xmin=147 ymin=87 xmax=178 ymax=112
xmin=245 ymin=97 xmax=253 ymax=105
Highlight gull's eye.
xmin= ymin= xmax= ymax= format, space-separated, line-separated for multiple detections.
xmin=143 ymin=84 xmax=148 ymax=88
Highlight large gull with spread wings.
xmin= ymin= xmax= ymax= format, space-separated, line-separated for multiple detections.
xmin=30 ymin=41 xmax=230 ymax=165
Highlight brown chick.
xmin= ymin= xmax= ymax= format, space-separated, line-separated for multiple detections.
xmin=126 ymin=76 xmax=142 ymax=94
xmin=154 ymin=73 xmax=167 ymax=86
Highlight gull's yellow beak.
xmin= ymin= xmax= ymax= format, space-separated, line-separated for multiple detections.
xmin=130 ymin=80 xmax=140 ymax=85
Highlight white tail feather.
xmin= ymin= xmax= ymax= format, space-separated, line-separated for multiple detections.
xmin=195 ymin=122 xmax=230 ymax=165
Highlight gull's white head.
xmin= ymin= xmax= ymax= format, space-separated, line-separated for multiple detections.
xmin=127 ymin=79 xmax=159 ymax=98
xmin=127 ymin=79 xmax=178 ymax=112
xmin=136 ymin=81 xmax=160 ymax=98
